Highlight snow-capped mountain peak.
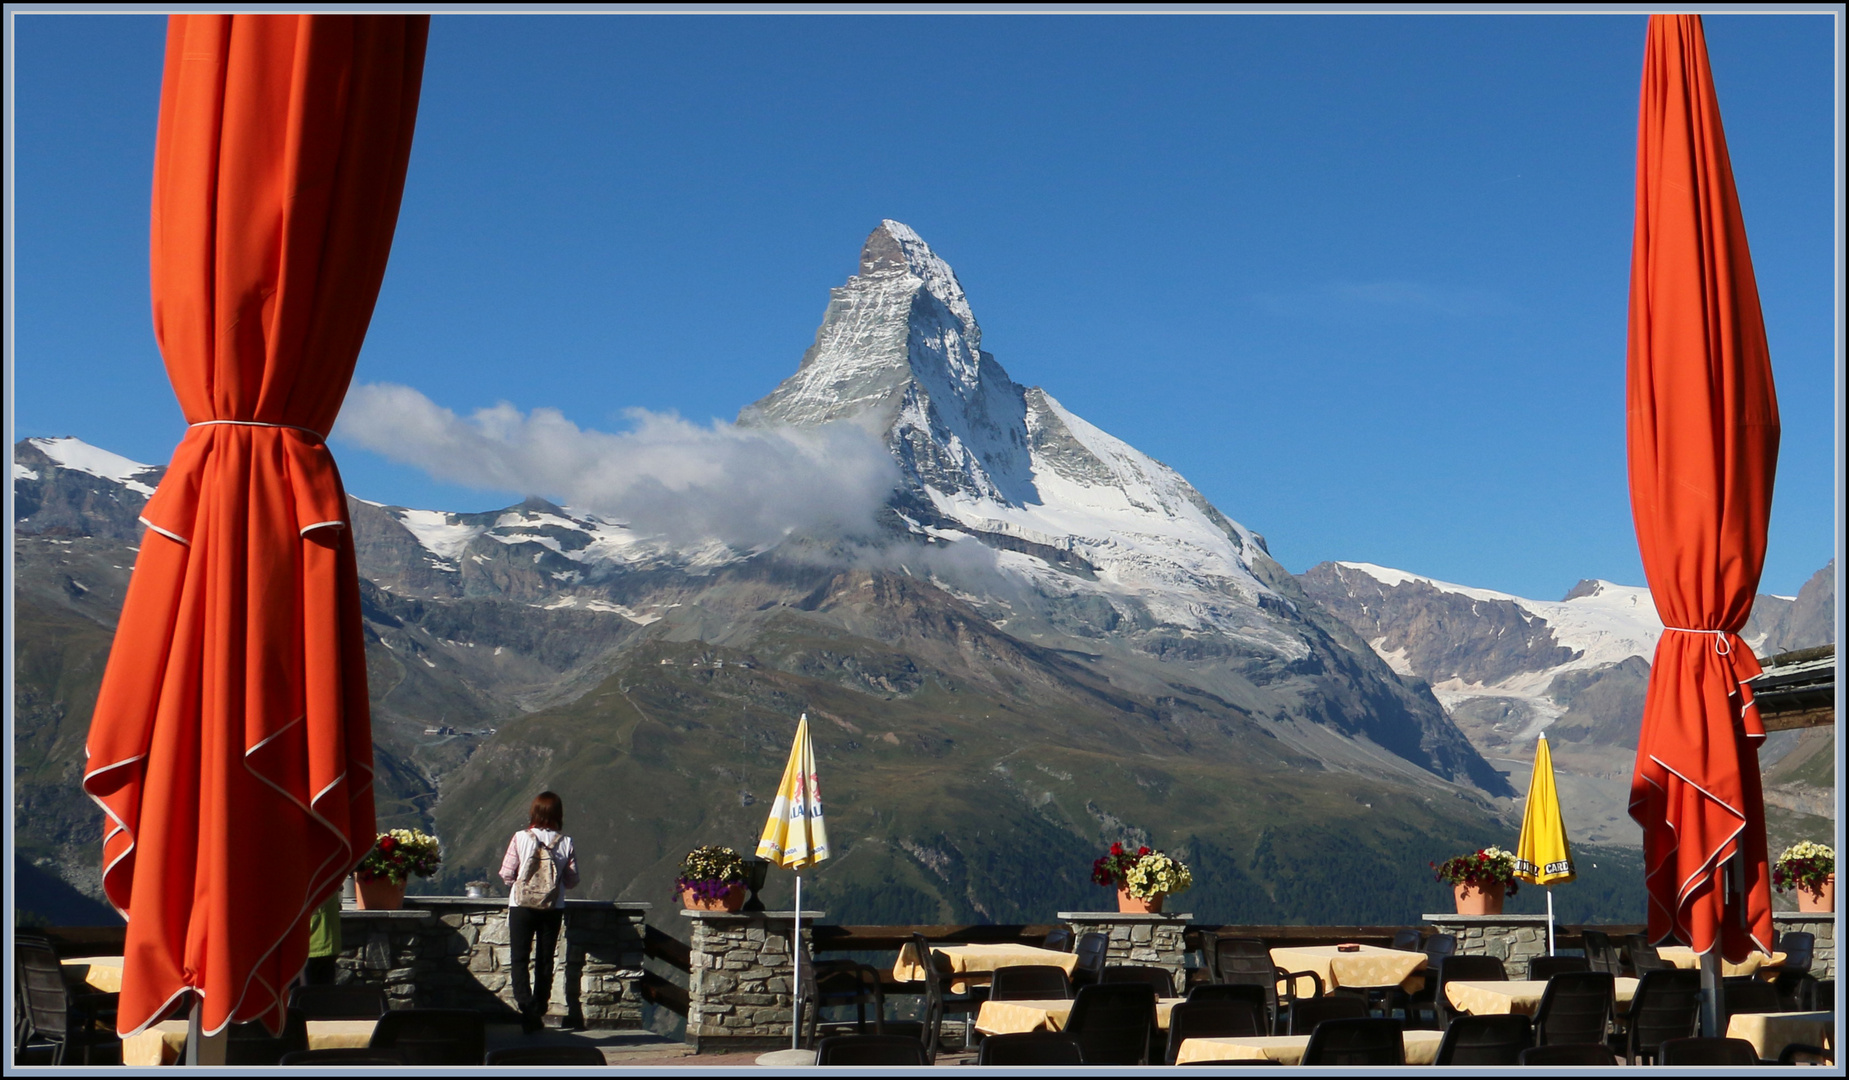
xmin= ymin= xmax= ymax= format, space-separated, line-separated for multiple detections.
xmin=24 ymin=437 xmax=160 ymax=495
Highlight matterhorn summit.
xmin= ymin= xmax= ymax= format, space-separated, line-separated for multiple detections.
xmin=746 ymin=221 xmax=1287 ymax=645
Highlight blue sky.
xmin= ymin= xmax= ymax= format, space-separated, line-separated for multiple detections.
xmin=10 ymin=11 xmax=1840 ymax=600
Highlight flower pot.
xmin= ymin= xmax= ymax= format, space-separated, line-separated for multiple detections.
xmin=354 ymin=876 xmax=405 ymax=910
xmin=681 ymin=883 xmax=747 ymax=912
xmin=1453 ymin=883 xmax=1504 ymax=916
xmin=1796 ymin=875 xmax=1835 ymax=913
xmin=1117 ymin=888 xmax=1165 ymax=914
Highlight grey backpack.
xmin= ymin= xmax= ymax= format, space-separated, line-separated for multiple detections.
xmin=511 ymin=832 xmax=561 ymax=909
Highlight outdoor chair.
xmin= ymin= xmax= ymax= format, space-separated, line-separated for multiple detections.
xmin=1071 ymin=931 xmax=1110 ymax=987
xmin=368 ymin=1007 xmax=486 ymax=1066
xmin=1188 ymin=982 xmax=1267 ymax=1010
xmin=798 ymin=949 xmax=886 ymax=1045
xmin=1041 ymin=927 xmax=1074 ymax=953
xmin=976 ymin=1031 xmax=1084 ymax=1065
xmin=1163 ymin=998 xmax=1265 ymax=1064
xmin=816 ymin=1033 xmax=930 ymax=1065
xmin=1519 ymin=1042 xmax=1620 ymax=1065
xmin=1619 ymin=968 xmax=1700 ymax=1064
xmin=1062 ymin=982 xmax=1158 ymax=1066
xmin=1299 ymin=1016 xmax=1405 ymax=1066
xmin=1721 ymin=974 xmax=1783 ymax=1025
xmin=483 ymin=1043 xmax=609 ymax=1065
xmin=909 ymin=932 xmax=978 ymax=1061
xmin=1208 ymin=936 xmax=1321 ymax=1034
xmin=278 ymin=1048 xmax=407 ymax=1065
xmin=988 ymin=964 xmax=1071 ymax=1001
xmin=1778 ymin=1043 xmax=1834 ymax=1066
xmin=1432 ymin=1013 xmax=1532 ymax=1066
xmin=14 ymin=935 xmax=119 ymax=1066
xmin=1525 ymin=955 xmax=1589 ymax=981
xmin=224 ymin=1009 xmax=309 ymax=1065
xmin=1287 ymin=991 xmax=1368 ymax=1036
xmin=1398 ymin=934 xmax=1458 ymax=1026
xmin=288 ymin=983 xmax=387 ymax=1019
xmin=1624 ymin=934 xmax=1674 ymax=973
xmin=1390 ymin=928 xmax=1423 ymax=951
xmin=1658 ymin=1036 xmax=1760 ymax=1066
xmin=1430 ymin=953 xmax=1507 ymax=1031
xmin=1102 ymin=964 xmax=1174 ymax=996
xmin=1579 ymin=930 xmax=1626 ymax=977
xmin=1531 ymin=971 xmax=1613 ymax=1048
xmin=1773 ymin=931 xmax=1820 ymax=1009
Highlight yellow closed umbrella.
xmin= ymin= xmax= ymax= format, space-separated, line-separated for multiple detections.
xmin=756 ymin=714 xmax=829 ymax=1048
xmin=1514 ymin=733 xmax=1576 ymax=954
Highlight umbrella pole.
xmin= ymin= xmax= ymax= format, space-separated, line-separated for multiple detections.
xmin=1699 ymin=949 xmax=1723 ymax=1037
xmin=183 ymin=994 xmax=226 ymax=1065
xmin=1545 ymin=887 xmax=1555 ymax=956
xmin=792 ymin=873 xmax=803 ymax=1051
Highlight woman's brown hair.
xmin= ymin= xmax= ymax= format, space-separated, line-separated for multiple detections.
xmin=529 ymin=791 xmax=563 ymax=831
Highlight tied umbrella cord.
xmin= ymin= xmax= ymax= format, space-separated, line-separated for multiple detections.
xmin=1659 ymin=626 xmax=1735 ymax=656
xmin=188 ymin=419 xmax=328 ymax=439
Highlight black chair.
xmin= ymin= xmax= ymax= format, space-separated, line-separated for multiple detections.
xmin=908 ymin=933 xmax=977 ymax=1061
xmin=815 ymin=1033 xmax=930 ymax=1065
xmin=368 ymin=1008 xmax=487 ymax=1066
xmin=14 ymin=936 xmax=119 ymax=1066
xmin=1398 ymin=934 xmax=1457 ymax=1026
xmin=483 ymin=1043 xmax=609 ymax=1064
xmin=1041 ymin=927 xmax=1074 ymax=953
xmin=1102 ymin=964 xmax=1174 ymax=996
xmin=1431 ymin=953 xmax=1507 ymax=1030
xmin=1208 ymin=936 xmax=1321 ymax=1034
xmin=1658 ymin=1036 xmax=1759 ymax=1066
xmin=976 ymin=1031 xmax=1084 ymax=1065
xmin=1433 ymin=1013 xmax=1531 ymax=1066
xmin=278 ymin=1048 xmax=407 ymax=1065
xmin=1188 ymin=982 xmax=1267 ymax=1010
xmin=288 ymin=983 xmax=387 ymax=1019
xmin=1624 ymin=934 xmax=1675 ymax=973
xmin=1390 ymin=928 xmax=1422 ymax=951
xmin=1579 ymin=930 xmax=1625 ymax=977
xmin=1163 ymin=998 xmax=1265 ymax=1064
xmin=1525 ymin=955 xmax=1589 ymax=981
xmin=224 ymin=1008 xmax=309 ymax=1066
xmin=1778 ymin=1043 xmax=1835 ymax=1066
xmin=1287 ymin=992 xmax=1368 ymax=1036
xmin=1071 ymin=932 xmax=1110 ymax=988
xmin=1721 ymin=974 xmax=1783 ymax=1025
xmin=988 ymin=964 xmax=1071 ymax=1001
xmin=1519 ymin=1042 xmax=1620 ymax=1065
xmin=797 ymin=950 xmax=887 ymax=1046
xmin=1621 ymin=967 xmax=1701 ymax=1063
xmin=1062 ymin=983 xmax=1158 ymax=1066
xmin=1300 ymin=1017 xmax=1405 ymax=1066
xmin=1531 ymin=971 xmax=1613 ymax=1048
xmin=1773 ymin=931 xmax=1820 ymax=1010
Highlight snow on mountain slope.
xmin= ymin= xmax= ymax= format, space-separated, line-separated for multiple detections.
xmin=26 ymin=437 xmax=160 ymax=495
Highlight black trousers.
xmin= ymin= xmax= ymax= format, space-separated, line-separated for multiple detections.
xmin=508 ymin=905 xmax=565 ymax=1013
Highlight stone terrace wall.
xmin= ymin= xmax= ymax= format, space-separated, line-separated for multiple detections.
xmin=683 ymin=910 xmax=818 ymax=1052
xmin=1059 ymin=911 xmax=1192 ymax=988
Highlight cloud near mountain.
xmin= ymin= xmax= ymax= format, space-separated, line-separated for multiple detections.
xmin=334 ymin=383 xmax=901 ymax=549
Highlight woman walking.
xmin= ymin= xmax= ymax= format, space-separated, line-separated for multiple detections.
xmin=499 ymin=791 xmax=580 ymax=1032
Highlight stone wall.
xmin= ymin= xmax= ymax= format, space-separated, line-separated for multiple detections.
xmin=1058 ymin=911 xmax=1192 ymax=988
xmin=336 ymin=898 xmax=647 ymax=1027
xmin=683 ymin=910 xmax=818 ymax=1052
xmin=1773 ymin=913 xmax=1836 ymax=980
xmin=1423 ymin=914 xmax=1552 ymax=977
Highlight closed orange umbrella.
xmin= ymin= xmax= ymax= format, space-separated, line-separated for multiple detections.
xmin=1625 ymin=14 xmax=1779 ymax=964
xmin=81 ymin=14 xmax=427 ymax=1036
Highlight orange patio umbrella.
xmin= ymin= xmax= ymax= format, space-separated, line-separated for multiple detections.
xmin=1625 ymin=14 xmax=1779 ymax=966
xmin=81 ymin=14 xmax=428 ymax=1037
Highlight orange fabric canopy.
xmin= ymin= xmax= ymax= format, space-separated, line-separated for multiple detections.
xmin=1625 ymin=14 xmax=1780 ymax=962
xmin=82 ymin=14 xmax=427 ymax=1035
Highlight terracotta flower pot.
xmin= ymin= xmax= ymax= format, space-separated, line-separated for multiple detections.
xmin=1453 ymin=882 xmax=1505 ymax=916
xmin=1796 ymin=874 xmax=1835 ymax=913
xmin=681 ymin=882 xmax=747 ymax=912
xmin=1117 ymin=888 xmax=1165 ymax=914
xmin=354 ymin=876 xmax=405 ymax=910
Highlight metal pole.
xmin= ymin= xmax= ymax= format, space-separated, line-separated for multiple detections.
xmin=792 ymin=873 xmax=803 ymax=1051
xmin=1699 ymin=949 xmax=1723 ymax=1038
xmin=183 ymin=994 xmax=226 ymax=1065
xmin=1546 ymin=888 xmax=1555 ymax=956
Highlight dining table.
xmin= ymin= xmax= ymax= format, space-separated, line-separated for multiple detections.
xmin=60 ymin=956 xmax=125 ymax=995
xmin=974 ymin=996 xmax=1185 ymax=1036
xmin=1656 ymin=946 xmax=1786 ymax=978
xmin=1268 ymin=944 xmax=1428 ymax=994
xmin=121 ymin=1018 xmax=378 ymax=1066
xmin=892 ymin=942 xmax=1079 ymax=995
xmin=1724 ymin=1011 xmax=1833 ymax=1062
xmin=1445 ymin=977 xmax=1640 ymax=1017
xmin=1174 ymin=1029 xmax=1445 ymax=1065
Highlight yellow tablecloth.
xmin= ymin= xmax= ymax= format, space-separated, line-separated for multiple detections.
xmin=1726 ymin=1011 xmax=1833 ymax=1061
xmin=122 ymin=1018 xmax=376 ymax=1066
xmin=60 ymin=956 xmax=124 ymax=995
xmin=975 ymin=996 xmax=1183 ymax=1036
xmin=1657 ymin=947 xmax=1786 ymax=977
xmin=1269 ymin=945 xmax=1427 ymax=992
xmin=1446 ymin=977 xmax=1639 ymax=1017
xmin=893 ymin=943 xmax=1079 ymax=995
xmin=1175 ymin=1029 xmax=1445 ymax=1065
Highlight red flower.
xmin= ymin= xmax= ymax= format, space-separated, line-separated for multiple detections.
xmin=1138 ymin=846 xmax=1152 ymax=857
xmin=1110 ymin=842 xmax=1124 ymax=856
xmin=379 ymin=836 xmax=397 ymax=853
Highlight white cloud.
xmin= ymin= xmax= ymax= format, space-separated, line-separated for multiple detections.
xmin=334 ymin=383 xmax=901 ymax=549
